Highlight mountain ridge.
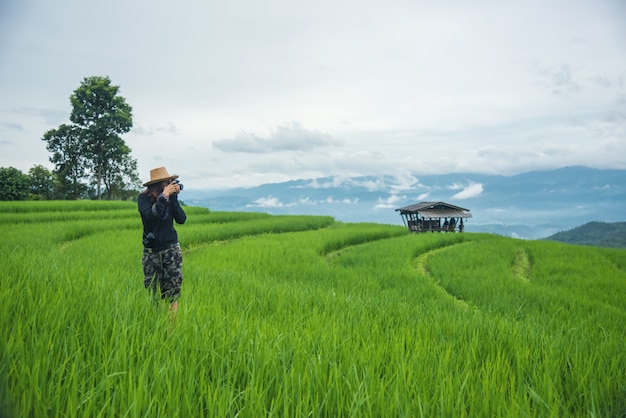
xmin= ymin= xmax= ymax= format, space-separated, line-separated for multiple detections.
xmin=544 ymin=221 xmax=626 ymax=248
xmin=184 ymin=166 xmax=626 ymax=239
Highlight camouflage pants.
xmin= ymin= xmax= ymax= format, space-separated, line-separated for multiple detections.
xmin=142 ymin=244 xmax=183 ymax=302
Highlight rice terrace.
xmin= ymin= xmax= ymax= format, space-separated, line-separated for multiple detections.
xmin=1 ymin=201 xmax=625 ymax=417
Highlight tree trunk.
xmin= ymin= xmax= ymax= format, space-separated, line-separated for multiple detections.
xmin=97 ymin=162 xmax=102 ymax=200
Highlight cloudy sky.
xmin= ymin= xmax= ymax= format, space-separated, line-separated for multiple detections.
xmin=1 ymin=0 xmax=625 ymax=190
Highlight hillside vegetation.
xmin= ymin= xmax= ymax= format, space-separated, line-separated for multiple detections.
xmin=544 ymin=221 xmax=626 ymax=248
xmin=1 ymin=201 xmax=625 ymax=417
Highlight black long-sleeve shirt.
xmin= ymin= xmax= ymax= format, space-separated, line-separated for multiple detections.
xmin=138 ymin=192 xmax=187 ymax=251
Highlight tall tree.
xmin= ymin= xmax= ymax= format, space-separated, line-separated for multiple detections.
xmin=42 ymin=76 xmax=138 ymax=200
xmin=70 ymin=76 xmax=135 ymax=199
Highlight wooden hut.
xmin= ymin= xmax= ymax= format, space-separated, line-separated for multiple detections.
xmin=395 ymin=201 xmax=472 ymax=233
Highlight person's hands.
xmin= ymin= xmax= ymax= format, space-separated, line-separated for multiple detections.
xmin=162 ymin=181 xmax=180 ymax=197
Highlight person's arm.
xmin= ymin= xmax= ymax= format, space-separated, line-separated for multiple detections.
xmin=170 ymin=194 xmax=187 ymax=224
xmin=138 ymin=192 xmax=170 ymax=221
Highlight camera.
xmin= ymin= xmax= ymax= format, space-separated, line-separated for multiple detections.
xmin=172 ymin=179 xmax=184 ymax=191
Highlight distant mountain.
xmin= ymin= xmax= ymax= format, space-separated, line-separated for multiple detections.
xmin=544 ymin=222 xmax=626 ymax=248
xmin=183 ymin=166 xmax=626 ymax=240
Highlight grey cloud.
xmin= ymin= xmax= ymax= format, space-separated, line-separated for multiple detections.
xmin=0 ymin=122 xmax=23 ymax=132
xmin=616 ymin=77 xmax=626 ymax=103
xmin=132 ymin=122 xmax=178 ymax=136
xmin=535 ymin=64 xmax=580 ymax=97
xmin=10 ymin=107 xmax=67 ymax=125
xmin=213 ymin=121 xmax=343 ymax=153
xmin=592 ymin=75 xmax=613 ymax=89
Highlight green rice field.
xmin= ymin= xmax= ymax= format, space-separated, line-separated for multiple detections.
xmin=1 ymin=201 xmax=625 ymax=417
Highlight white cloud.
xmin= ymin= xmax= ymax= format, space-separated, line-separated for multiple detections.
xmin=450 ymin=183 xmax=484 ymax=200
xmin=245 ymin=194 xmax=359 ymax=209
xmin=246 ymin=196 xmax=286 ymax=208
xmin=1 ymin=0 xmax=625 ymax=189
xmin=448 ymin=182 xmax=465 ymax=191
xmin=299 ymin=177 xmax=353 ymax=189
xmin=374 ymin=194 xmax=406 ymax=209
xmin=299 ymin=174 xmax=422 ymax=193
xmin=297 ymin=197 xmax=316 ymax=206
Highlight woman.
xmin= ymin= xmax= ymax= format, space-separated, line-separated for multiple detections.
xmin=138 ymin=167 xmax=187 ymax=316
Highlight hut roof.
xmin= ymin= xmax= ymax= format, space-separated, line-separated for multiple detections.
xmin=395 ymin=201 xmax=473 ymax=218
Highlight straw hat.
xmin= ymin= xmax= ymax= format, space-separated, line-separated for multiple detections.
xmin=143 ymin=167 xmax=179 ymax=187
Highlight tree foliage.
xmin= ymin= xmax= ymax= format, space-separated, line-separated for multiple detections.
xmin=42 ymin=76 xmax=140 ymax=200
xmin=0 ymin=167 xmax=30 ymax=201
xmin=43 ymin=124 xmax=88 ymax=199
xmin=28 ymin=165 xmax=56 ymax=200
